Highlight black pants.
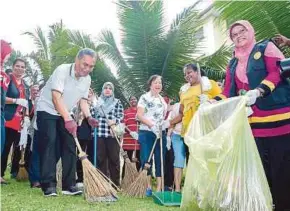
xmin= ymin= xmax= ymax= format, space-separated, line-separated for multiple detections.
xmin=1 ymin=127 xmax=21 ymax=177
xmin=164 ymin=147 xmax=174 ymax=188
xmin=37 ymin=111 xmax=77 ymax=190
xmin=122 ymin=149 xmax=140 ymax=178
xmin=255 ymin=134 xmax=290 ymax=211
xmin=76 ymin=138 xmax=93 ymax=183
xmin=97 ymin=137 xmax=120 ymax=186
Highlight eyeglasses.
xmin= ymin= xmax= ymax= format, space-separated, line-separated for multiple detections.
xmin=231 ymin=28 xmax=247 ymax=40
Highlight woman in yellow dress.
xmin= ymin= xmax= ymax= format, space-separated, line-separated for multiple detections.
xmin=170 ymin=63 xmax=221 ymax=145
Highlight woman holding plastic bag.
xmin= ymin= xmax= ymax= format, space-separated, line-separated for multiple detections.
xmin=212 ymin=20 xmax=290 ymax=211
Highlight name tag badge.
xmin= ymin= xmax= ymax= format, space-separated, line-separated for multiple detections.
xmin=254 ymin=51 xmax=262 ymax=60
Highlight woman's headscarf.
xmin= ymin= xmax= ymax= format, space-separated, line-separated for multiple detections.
xmin=1 ymin=40 xmax=12 ymax=69
xmin=229 ymin=20 xmax=256 ymax=84
xmin=98 ymin=82 xmax=118 ymax=116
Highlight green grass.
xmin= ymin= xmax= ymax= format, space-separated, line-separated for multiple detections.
xmin=1 ymin=177 xmax=181 ymax=211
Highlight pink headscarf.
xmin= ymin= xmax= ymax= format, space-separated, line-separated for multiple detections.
xmin=1 ymin=40 xmax=12 ymax=69
xmin=229 ymin=20 xmax=256 ymax=84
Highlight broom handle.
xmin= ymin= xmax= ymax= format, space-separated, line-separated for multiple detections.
xmin=94 ymin=128 xmax=97 ymax=167
xmin=99 ymin=106 xmax=122 ymax=147
xmin=20 ymin=148 xmax=25 ymax=162
xmin=74 ymin=136 xmax=83 ymax=154
xmin=160 ymin=127 xmax=164 ymax=192
xmin=147 ymin=137 xmax=159 ymax=163
xmin=125 ymin=125 xmax=133 ymax=133
xmin=197 ymin=63 xmax=203 ymax=94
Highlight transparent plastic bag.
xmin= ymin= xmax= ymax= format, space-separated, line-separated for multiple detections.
xmin=181 ymin=96 xmax=272 ymax=211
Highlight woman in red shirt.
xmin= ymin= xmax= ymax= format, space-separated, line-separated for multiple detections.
xmin=123 ymin=96 xmax=140 ymax=170
xmin=1 ymin=58 xmax=29 ymax=182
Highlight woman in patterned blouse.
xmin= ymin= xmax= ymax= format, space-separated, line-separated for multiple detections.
xmin=92 ymin=82 xmax=124 ymax=187
xmin=137 ymin=75 xmax=167 ymax=196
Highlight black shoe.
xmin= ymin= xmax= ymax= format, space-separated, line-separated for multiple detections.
xmin=44 ymin=187 xmax=57 ymax=197
xmin=62 ymin=186 xmax=82 ymax=196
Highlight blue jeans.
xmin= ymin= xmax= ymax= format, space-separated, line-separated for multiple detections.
xmin=171 ymin=133 xmax=185 ymax=168
xmin=29 ymin=130 xmax=40 ymax=184
xmin=1 ymin=114 xmax=5 ymax=155
xmin=138 ymin=130 xmax=166 ymax=177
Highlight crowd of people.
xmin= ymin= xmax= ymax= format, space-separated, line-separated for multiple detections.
xmin=1 ymin=20 xmax=290 ymax=210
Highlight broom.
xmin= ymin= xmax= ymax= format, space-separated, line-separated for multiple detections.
xmin=123 ymin=135 xmax=159 ymax=197
xmin=16 ymin=148 xmax=29 ymax=181
xmin=99 ymin=106 xmax=138 ymax=190
xmin=74 ymin=136 xmax=119 ymax=202
xmin=16 ymin=107 xmax=29 ymax=181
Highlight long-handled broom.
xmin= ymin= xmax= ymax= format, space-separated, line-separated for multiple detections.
xmin=74 ymin=136 xmax=119 ymax=202
xmin=16 ymin=148 xmax=29 ymax=181
xmin=16 ymin=107 xmax=29 ymax=181
xmin=123 ymin=135 xmax=159 ymax=197
xmin=99 ymin=106 xmax=138 ymax=190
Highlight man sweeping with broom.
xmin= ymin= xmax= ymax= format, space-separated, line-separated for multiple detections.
xmin=36 ymin=48 xmax=98 ymax=197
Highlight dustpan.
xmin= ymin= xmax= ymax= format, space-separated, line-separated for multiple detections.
xmin=152 ymin=191 xmax=182 ymax=206
xmin=152 ymin=127 xmax=182 ymax=207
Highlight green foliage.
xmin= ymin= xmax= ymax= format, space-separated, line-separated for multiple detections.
xmin=24 ymin=21 xmax=128 ymax=104
xmin=97 ymin=0 xmax=227 ymax=99
xmin=214 ymin=1 xmax=290 ymax=57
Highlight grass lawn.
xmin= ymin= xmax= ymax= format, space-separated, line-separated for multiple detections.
xmin=1 ymin=177 xmax=181 ymax=211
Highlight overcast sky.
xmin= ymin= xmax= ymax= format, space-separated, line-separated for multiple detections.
xmin=0 ymin=0 xmax=205 ymax=54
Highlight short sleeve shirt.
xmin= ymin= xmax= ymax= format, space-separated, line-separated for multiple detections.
xmin=137 ymin=92 xmax=167 ymax=131
xmin=37 ymin=63 xmax=91 ymax=116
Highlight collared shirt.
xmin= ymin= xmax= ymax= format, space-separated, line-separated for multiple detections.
xmin=137 ymin=92 xmax=167 ymax=131
xmin=37 ymin=63 xmax=91 ymax=116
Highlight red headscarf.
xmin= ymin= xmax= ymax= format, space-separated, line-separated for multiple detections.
xmin=1 ymin=40 xmax=12 ymax=69
xmin=229 ymin=20 xmax=256 ymax=84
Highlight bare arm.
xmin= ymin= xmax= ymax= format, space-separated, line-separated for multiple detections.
xmin=137 ymin=107 xmax=154 ymax=128
xmin=5 ymin=97 xmax=16 ymax=104
xmin=80 ymin=98 xmax=91 ymax=119
xmin=52 ymin=90 xmax=71 ymax=121
xmin=169 ymin=103 xmax=183 ymax=126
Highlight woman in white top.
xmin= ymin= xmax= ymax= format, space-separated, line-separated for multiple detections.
xmin=137 ymin=75 xmax=167 ymax=196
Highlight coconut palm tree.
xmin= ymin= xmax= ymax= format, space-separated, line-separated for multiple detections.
xmin=24 ymin=21 xmax=128 ymax=103
xmin=96 ymin=0 xmax=230 ymax=98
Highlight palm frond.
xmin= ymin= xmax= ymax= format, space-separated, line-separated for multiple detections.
xmin=117 ymin=0 xmax=167 ymax=96
xmin=91 ymin=59 xmax=128 ymax=105
xmin=23 ymin=27 xmax=50 ymax=60
xmin=197 ymin=44 xmax=232 ymax=80
xmin=158 ymin=1 xmax=206 ymax=96
xmin=96 ymin=29 xmax=127 ymax=72
xmin=67 ymin=30 xmax=97 ymax=50
xmin=214 ymin=1 xmax=290 ymax=42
